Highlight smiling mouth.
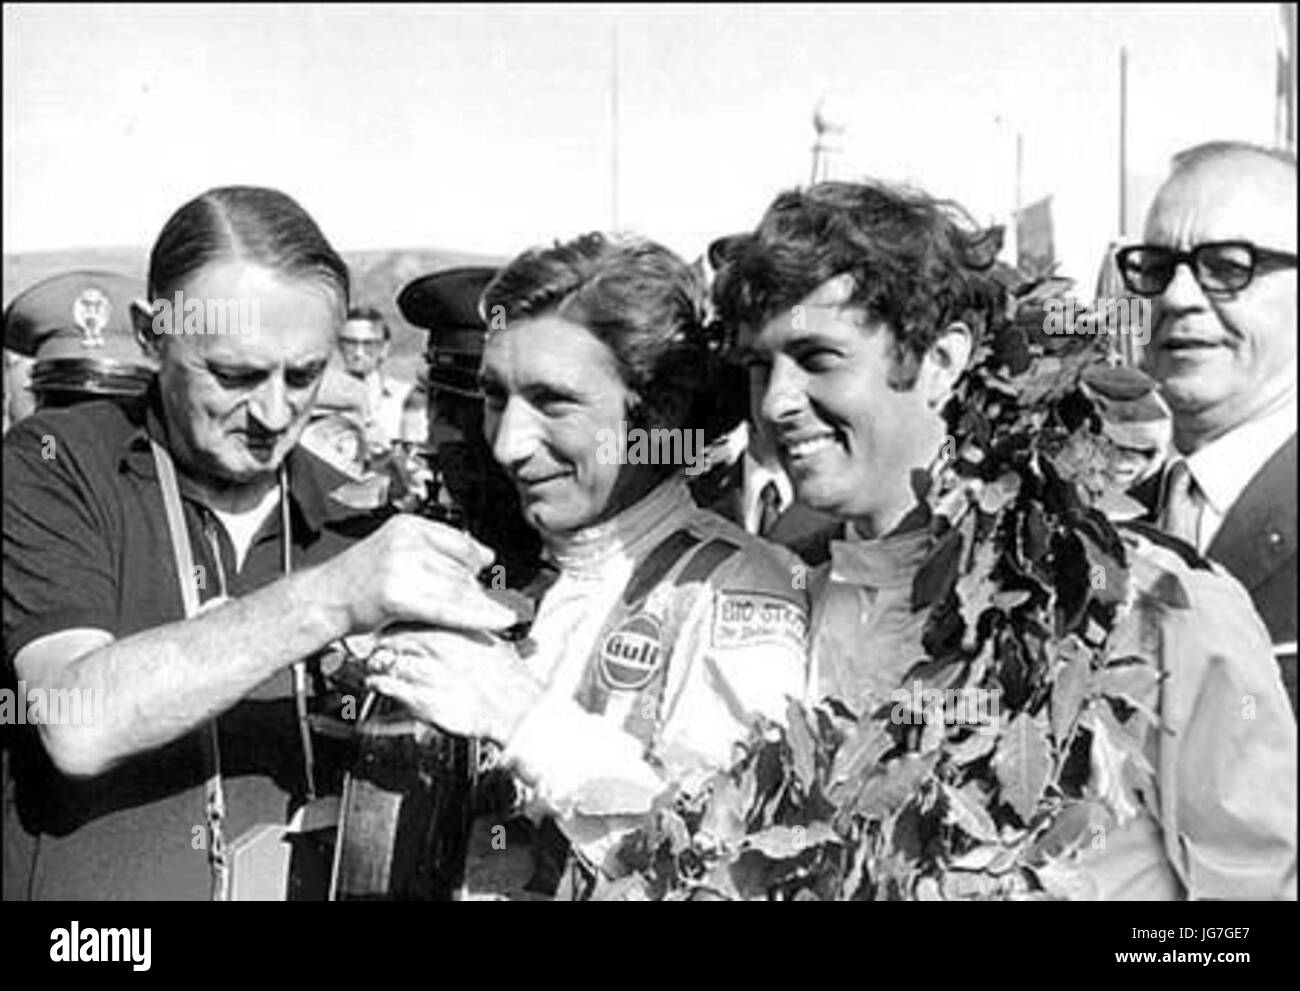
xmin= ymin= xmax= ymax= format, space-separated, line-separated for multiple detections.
xmin=780 ymin=431 xmax=840 ymax=462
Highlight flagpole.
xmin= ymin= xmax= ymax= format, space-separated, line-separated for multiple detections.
xmin=1118 ymin=46 xmax=1128 ymax=237
xmin=610 ymin=21 xmax=620 ymax=231
xmin=1013 ymin=129 xmax=1024 ymax=226
xmin=994 ymin=114 xmax=1021 ymax=264
xmin=1289 ymin=2 xmax=1297 ymax=153
xmin=1279 ymin=2 xmax=1297 ymax=155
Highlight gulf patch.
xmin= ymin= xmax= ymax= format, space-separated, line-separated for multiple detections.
xmin=598 ymin=613 xmax=665 ymax=691
xmin=713 ymin=590 xmax=808 ymax=651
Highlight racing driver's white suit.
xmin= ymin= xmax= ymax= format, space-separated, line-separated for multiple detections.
xmin=475 ymin=477 xmax=809 ymax=894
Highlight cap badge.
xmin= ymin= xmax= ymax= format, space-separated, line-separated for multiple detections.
xmin=72 ymin=288 xmax=111 ymax=348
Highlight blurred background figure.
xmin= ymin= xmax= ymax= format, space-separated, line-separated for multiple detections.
xmin=337 ymin=306 xmax=412 ymax=453
xmin=2 ymin=350 xmax=35 ymax=434
xmin=385 ymin=378 xmax=439 ymax=512
xmin=297 ymin=362 xmax=370 ymax=479
xmin=2 ymin=271 xmax=156 ymax=421
xmin=398 ymin=376 xmax=431 ymax=445
xmin=396 ymin=266 xmax=544 ymax=590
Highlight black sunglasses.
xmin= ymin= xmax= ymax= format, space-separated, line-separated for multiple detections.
xmin=1115 ymin=240 xmax=1298 ymax=296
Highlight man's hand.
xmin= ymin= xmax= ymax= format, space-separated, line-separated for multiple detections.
xmin=309 ymin=515 xmax=518 ymax=634
xmin=365 ymin=628 xmax=544 ymax=744
xmin=13 ymin=514 xmax=522 ymax=778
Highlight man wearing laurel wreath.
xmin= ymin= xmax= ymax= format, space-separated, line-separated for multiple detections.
xmin=712 ymin=179 xmax=1295 ymax=900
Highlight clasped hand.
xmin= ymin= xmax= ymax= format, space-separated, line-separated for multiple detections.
xmin=364 ymin=628 xmax=544 ymax=745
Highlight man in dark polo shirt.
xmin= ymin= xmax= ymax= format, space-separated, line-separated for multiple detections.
xmin=2 ymin=261 xmax=518 ymax=900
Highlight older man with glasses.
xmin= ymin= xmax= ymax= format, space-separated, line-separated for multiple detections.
xmin=1116 ymin=141 xmax=1297 ymax=711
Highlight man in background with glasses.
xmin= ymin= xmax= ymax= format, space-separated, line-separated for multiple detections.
xmin=338 ymin=306 xmax=412 ymax=453
xmin=1117 ymin=140 xmax=1296 ymax=710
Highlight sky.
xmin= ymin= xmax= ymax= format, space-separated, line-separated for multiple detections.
xmin=2 ymin=2 xmax=1290 ymax=288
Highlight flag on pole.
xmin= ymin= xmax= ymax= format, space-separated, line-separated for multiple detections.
xmin=1016 ymin=195 xmax=1055 ymax=276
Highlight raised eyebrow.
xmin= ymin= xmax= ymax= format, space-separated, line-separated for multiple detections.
xmin=786 ymin=335 xmax=835 ymax=357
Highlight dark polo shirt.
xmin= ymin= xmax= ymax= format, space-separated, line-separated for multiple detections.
xmin=3 ymin=395 xmax=382 ymax=899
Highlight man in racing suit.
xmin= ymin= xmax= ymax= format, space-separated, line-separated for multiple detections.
xmin=502 ymin=475 xmax=806 ymax=888
xmin=365 ymin=233 xmax=809 ymax=897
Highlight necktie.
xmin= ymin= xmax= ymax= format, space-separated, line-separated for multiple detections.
xmin=757 ymin=480 xmax=782 ymax=537
xmin=1158 ymin=459 xmax=1203 ymax=549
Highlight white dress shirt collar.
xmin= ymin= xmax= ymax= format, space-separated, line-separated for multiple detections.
xmin=1181 ymin=391 xmax=1297 ymax=550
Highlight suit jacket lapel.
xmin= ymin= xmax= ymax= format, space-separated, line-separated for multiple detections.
xmin=1207 ymin=433 xmax=1297 ymax=593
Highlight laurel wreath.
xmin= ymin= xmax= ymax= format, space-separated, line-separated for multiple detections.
xmin=598 ymin=265 xmax=1167 ymax=901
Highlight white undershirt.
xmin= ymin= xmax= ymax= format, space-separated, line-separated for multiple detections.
xmin=209 ymin=483 xmax=282 ymax=571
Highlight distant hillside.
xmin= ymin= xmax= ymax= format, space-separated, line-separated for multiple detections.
xmin=4 ymin=246 xmax=505 ymax=385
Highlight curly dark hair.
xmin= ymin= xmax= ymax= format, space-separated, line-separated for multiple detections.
xmin=712 ymin=179 xmax=1005 ymax=390
xmin=481 ymin=232 xmax=725 ymax=433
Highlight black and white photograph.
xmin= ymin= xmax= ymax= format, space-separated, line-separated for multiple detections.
xmin=1 ymin=0 xmax=1295 ymax=956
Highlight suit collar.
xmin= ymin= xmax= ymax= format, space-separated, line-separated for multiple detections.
xmin=1207 ymin=432 xmax=1297 ymax=593
xmin=1184 ymin=394 xmax=1297 ymax=522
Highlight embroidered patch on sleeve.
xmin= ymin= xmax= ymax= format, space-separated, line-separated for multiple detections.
xmin=712 ymin=590 xmax=808 ymax=651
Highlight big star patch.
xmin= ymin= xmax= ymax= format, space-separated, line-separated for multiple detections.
xmin=712 ymin=590 xmax=808 ymax=651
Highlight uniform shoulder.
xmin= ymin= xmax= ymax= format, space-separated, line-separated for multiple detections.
xmin=683 ymin=506 xmax=807 ymax=602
